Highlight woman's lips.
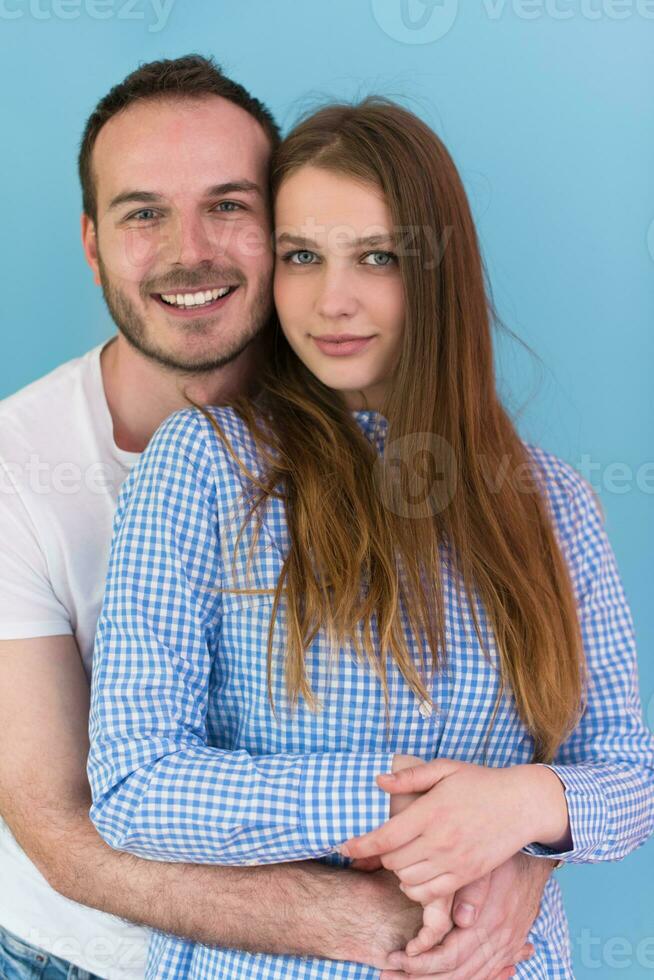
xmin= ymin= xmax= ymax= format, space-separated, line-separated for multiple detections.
xmin=312 ymin=335 xmax=375 ymax=357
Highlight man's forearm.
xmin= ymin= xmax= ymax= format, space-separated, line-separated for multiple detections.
xmin=515 ymin=849 xmax=558 ymax=896
xmin=46 ymin=807 xmax=366 ymax=961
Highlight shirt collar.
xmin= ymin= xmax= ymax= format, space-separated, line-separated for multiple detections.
xmin=351 ymin=409 xmax=389 ymax=452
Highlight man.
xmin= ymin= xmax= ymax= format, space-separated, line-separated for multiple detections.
xmin=0 ymin=55 xmax=552 ymax=980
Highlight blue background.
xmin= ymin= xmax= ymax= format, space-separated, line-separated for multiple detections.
xmin=1 ymin=0 xmax=652 ymax=974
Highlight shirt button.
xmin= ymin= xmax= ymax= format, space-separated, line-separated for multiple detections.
xmin=418 ymin=699 xmax=433 ymax=718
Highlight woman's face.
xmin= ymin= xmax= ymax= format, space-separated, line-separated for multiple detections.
xmin=273 ymin=167 xmax=405 ymax=411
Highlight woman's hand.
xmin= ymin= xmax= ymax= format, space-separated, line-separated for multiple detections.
xmin=339 ymin=759 xmax=570 ymax=903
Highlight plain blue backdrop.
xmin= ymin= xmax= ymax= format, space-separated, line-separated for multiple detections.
xmin=1 ymin=0 xmax=652 ymax=975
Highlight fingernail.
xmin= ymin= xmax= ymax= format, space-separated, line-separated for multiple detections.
xmin=386 ymin=953 xmax=404 ymax=968
xmin=455 ymin=902 xmax=476 ymax=925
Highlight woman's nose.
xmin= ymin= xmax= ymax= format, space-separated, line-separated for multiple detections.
xmin=315 ymin=269 xmax=358 ymax=319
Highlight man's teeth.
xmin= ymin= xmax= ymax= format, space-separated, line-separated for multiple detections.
xmin=159 ymin=287 xmax=232 ymax=308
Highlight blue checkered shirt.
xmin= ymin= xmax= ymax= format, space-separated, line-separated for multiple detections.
xmin=88 ymin=407 xmax=654 ymax=979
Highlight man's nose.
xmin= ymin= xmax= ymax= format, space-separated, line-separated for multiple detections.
xmin=169 ymin=214 xmax=217 ymax=267
xmin=315 ymin=268 xmax=359 ymax=319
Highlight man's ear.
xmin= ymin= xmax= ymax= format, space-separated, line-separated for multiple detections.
xmin=81 ymin=212 xmax=101 ymax=285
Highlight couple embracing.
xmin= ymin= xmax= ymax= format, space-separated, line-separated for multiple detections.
xmin=0 ymin=54 xmax=652 ymax=980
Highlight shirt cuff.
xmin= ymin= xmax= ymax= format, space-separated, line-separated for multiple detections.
xmin=520 ymin=762 xmax=608 ymax=863
xmin=300 ymin=750 xmax=395 ymax=852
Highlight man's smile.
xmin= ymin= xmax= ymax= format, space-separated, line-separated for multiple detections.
xmin=151 ymin=285 xmax=240 ymax=316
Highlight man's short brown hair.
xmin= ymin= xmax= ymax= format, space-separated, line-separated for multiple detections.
xmin=78 ymin=53 xmax=280 ymax=222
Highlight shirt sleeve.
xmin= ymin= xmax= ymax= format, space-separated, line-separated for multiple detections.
xmin=0 ymin=455 xmax=72 ymax=639
xmin=520 ymin=455 xmax=654 ymax=865
xmin=88 ymin=409 xmax=393 ymax=866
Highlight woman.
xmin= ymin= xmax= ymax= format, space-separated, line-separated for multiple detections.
xmin=88 ymin=99 xmax=654 ymax=980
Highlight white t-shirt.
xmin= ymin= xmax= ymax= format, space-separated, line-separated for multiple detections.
xmin=0 ymin=340 xmax=149 ymax=980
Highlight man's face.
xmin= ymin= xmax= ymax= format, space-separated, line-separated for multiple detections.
xmin=83 ymin=95 xmax=274 ymax=374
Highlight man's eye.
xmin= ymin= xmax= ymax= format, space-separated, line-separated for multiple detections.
xmin=127 ymin=209 xmax=158 ymax=221
xmin=213 ymin=201 xmax=243 ymax=212
xmin=285 ymin=250 xmax=318 ymax=265
xmin=362 ymin=251 xmax=397 ymax=267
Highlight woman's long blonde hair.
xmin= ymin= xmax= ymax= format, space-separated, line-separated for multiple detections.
xmin=199 ymin=97 xmax=587 ymax=764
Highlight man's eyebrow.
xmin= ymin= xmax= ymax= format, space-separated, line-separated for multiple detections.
xmin=108 ymin=190 xmax=164 ymax=211
xmin=205 ymin=180 xmax=263 ymax=197
xmin=108 ymin=181 xmax=263 ymax=211
xmin=275 ymin=232 xmax=395 ymax=248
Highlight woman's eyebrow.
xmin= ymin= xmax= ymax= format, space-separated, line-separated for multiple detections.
xmin=275 ymin=232 xmax=394 ymax=248
xmin=275 ymin=233 xmax=318 ymax=248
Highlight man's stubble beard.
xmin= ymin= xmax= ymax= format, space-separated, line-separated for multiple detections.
xmin=97 ymin=251 xmax=273 ymax=376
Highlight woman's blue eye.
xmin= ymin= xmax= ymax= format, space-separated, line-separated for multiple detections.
xmin=288 ymin=250 xmax=317 ymax=265
xmin=362 ymin=251 xmax=396 ymax=267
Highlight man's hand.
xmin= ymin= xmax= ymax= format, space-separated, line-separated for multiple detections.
xmin=387 ymin=754 xmax=425 ymax=817
xmin=353 ymin=755 xmax=462 ymax=955
xmin=377 ymin=852 xmax=551 ymax=979
xmin=347 ymin=867 xmax=432 ymax=969
xmin=349 ymin=865 xmax=532 ymax=980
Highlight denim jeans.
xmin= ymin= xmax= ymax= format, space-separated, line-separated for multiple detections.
xmin=0 ymin=925 xmax=102 ymax=980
